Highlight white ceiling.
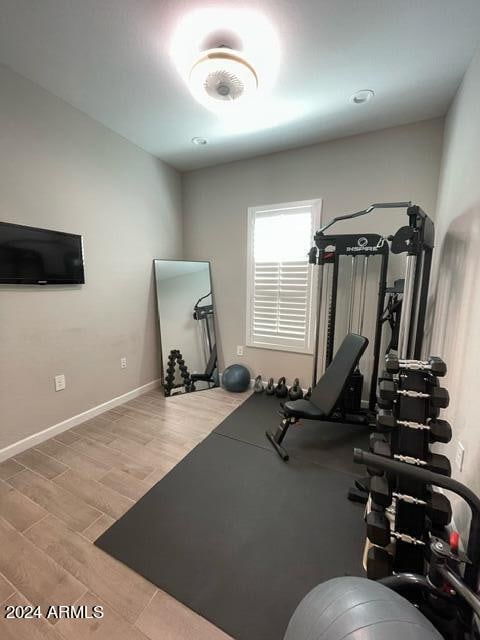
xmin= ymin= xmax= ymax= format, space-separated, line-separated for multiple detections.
xmin=0 ymin=0 xmax=479 ymax=171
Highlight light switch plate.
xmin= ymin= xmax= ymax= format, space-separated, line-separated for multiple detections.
xmin=455 ymin=441 xmax=465 ymax=472
xmin=54 ymin=374 xmax=66 ymax=392
xmin=236 ymin=345 xmax=244 ymax=356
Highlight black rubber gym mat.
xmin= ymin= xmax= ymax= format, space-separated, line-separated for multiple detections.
xmin=96 ymin=433 xmax=365 ymax=640
xmin=215 ymin=392 xmax=369 ymax=475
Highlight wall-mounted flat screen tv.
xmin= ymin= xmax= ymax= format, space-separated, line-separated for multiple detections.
xmin=0 ymin=221 xmax=85 ymax=284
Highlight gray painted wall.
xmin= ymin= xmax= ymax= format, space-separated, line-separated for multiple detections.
xmin=182 ymin=119 xmax=444 ymax=388
xmin=0 ymin=63 xmax=182 ymax=450
xmin=427 ymin=45 xmax=480 ymax=538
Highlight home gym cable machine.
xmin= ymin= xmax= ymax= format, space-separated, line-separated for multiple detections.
xmin=193 ymin=291 xmax=215 ymax=365
xmin=309 ymin=202 xmax=434 ymax=421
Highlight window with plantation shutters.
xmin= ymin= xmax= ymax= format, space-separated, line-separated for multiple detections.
xmin=246 ymin=200 xmax=322 ymax=353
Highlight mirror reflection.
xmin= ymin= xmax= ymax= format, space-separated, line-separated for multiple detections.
xmin=154 ymin=260 xmax=218 ymax=396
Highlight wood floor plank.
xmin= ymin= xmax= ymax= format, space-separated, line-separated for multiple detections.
xmin=67 ymin=438 xmax=153 ymax=480
xmin=13 ymin=449 xmax=68 ymax=480
xmin=0 ymin=592 xmax=66 ymax=640
xmin=54 ymin=430 xmax=82 ymax=445
xmin=25 ymin=516 xmax=156 ymax=625
xmin=107 ymin=421 xmax=155 ymax=445
xmin=53 ymin=470 xmax=134 ymax=519
xmin=0 ymin=518 xmax=86 ymax=616
xmin=0 ymin=459 xmax=25 ymax=481
xmin=103 ymin=437 xmax=167 ymax=468
xmin=142 ymin=466 xmax=172 ymax=489
xmin=0 ymin=479 xmax=47 ymax=532
xmin=0 ymin=573 xmax=15 ymax=605
xmin=73 ymin=424 xmax=117 ymax=445
xmin=135 ymin=589 xmax=233 ymax=640
xmin=37 ymin=439 xmax=111 ymax=481
xmin=55 ymin=591 xmax=150 ymax=640
xmin=82 ymin=514 xmax=115 ymax=543
xmin=98 ymin=469 xmax=151 ymax=501
xmin=8 ymin=469 xmax=101 ymax=532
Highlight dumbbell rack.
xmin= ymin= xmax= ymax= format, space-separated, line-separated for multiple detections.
xmin=163 ymin=349 xmax=194 ymax=397
xmin=365 ymin=355 xmax=452 ymax=578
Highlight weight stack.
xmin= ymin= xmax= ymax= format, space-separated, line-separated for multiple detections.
xmin=365 ymin=355 xmax=452 ymax=580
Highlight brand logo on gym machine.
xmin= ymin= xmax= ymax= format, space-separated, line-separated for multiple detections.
xmin=346 ymin=237 xmax=378 ymax=253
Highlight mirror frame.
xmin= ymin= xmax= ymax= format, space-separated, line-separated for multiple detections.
xmin=153 ymin=258 xmax=217 ymax=395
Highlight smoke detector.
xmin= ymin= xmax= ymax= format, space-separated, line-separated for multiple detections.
xmin=189 ymin=48 xmax=258 ymax=109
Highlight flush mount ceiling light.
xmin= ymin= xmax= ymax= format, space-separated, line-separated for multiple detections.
xmin=170 ymin=8 xmax=280 ymax=113
xmin=350 ymin=89 xmax=375 ymax=105
xmin=189 ymin=48 xmax=258 ymax=108
xmin=191 ymin=136 xmax=208 ymax=145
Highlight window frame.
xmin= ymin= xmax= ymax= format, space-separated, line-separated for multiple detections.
xmin=245 ymin=198 xmax=323 ymax=354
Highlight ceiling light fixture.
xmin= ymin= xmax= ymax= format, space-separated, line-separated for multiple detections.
xmin=191 ymin=136 xmax=208 ymax=146
xmin=170 ymin=8 xmax=280 ymax=114
xmin=350 ymin=89 xmax=375 ymax=105
xmin=189 ymin=48 xmax=258 ymax=109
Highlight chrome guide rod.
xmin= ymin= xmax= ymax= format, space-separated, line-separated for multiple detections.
xmin=398 ymin=254 xmax=417 ymax=358
xmin=312 ymin=261 xmax=325 ymax=388
xmin=358 ymin=256 xmax=369 ymax=335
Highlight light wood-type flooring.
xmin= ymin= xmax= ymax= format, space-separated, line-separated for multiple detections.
xmin=0 ymin=387 xmax=250 ymax=639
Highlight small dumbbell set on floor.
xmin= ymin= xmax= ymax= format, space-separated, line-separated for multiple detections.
xmin=164 ymin=349 xmax=194 ymax=396
xmin=364 ymin=354 xmax=452 ymax=580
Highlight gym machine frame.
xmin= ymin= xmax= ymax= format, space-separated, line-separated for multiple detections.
xmin=309 ymin=202 xmax=434 ymax=417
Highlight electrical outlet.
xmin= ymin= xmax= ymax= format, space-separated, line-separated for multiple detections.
xmin=237 ymin=345 xmax=244 ymax=356
xmin=54 ymin=374 xmax=66 ymax=392
xmin=120 ymin=357 xmax=127 ymax=369
xmin=455 ymin=441 xmax=465 ymax=472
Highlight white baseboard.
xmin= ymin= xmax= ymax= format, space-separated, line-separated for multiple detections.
xmin=0 ymin=379 xmax=161 ymax=463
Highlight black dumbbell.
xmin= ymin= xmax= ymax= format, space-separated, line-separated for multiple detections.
xmin=386 ymin=355 xmax=447 ymax=377
xmin=369 ymin=432 xmax=388 ymax=449
xmin=379 ymin=369 xmax=394 ymax=382
xmin=366 ymin=546 xmax=393 ymax=580
xmin=394 ymin=451 xmax=451 ymax=477
xmin=367 ymin=438 xmax=391 ymax=476
xmin=379 ymin=380 xmax=449 ymax=409
xmin=369 ymin=439 xmax=452 ymax=477
xmin=376 ymin=410 xmax=452 ymax=444
xmin=370 ymin=476 xmax=452 ymax=527
xmin=369 ymin=475 xmax=392 ymax=507
xmin=366 ymin=509 xmax=390 ymax=547
xmin=428 ymin=491 xmax=452 ymax=527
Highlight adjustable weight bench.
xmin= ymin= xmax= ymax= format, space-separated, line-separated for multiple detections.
xmin=266 ymin=333 xmax=369 ymax=460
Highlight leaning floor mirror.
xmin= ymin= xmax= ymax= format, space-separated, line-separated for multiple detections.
xmin=154 ymin=260 xmax=218 ymax=396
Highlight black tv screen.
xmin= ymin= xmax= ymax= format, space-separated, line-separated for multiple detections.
xmin=0 ymin=222 xmax=85 ymax=285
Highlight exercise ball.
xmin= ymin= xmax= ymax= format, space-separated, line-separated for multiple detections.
xmin=284 ymin=577 xmax=443 ymax=640
xmin=222 ymin=364 xmax=250 ymax=392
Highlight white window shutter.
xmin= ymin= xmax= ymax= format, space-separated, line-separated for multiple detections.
xmin=246 ymin=200 xmax=322 ymax=353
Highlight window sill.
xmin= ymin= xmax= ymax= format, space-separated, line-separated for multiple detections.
xmin=246 ymin=342 xmax=313 ymax=356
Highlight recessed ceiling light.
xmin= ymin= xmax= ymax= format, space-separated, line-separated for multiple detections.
xmin=191 ymin=137 xmax=208 ymax=146
xmin=350 ymin=89 xmax=375 ymax=105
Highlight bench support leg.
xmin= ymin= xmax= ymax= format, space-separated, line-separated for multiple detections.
xmin=266 ymin=416 xmax=296 ymax=461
